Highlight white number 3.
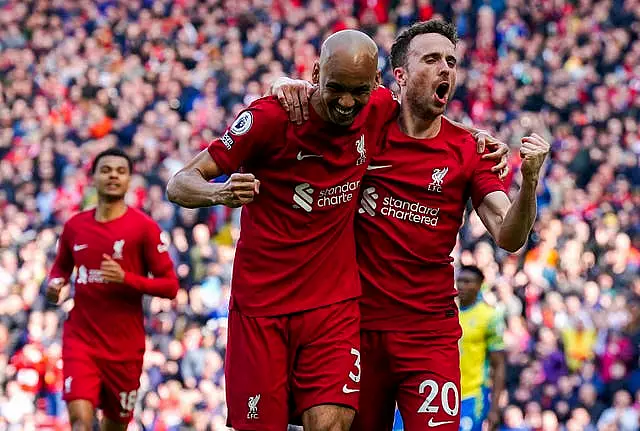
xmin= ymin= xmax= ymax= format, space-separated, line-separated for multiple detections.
xmin=349 ymin=348 xmax=361 ymax=383
xmin=119 ymin=390 xmax=138 ymax=412
xmin=417 ymin=380 xmax=459 ymax=416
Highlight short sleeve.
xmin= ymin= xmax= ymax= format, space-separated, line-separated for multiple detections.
xmin=470 ymin=142 xmax=507 ymax=209
xmin=486 ymin=310 xmax=506 ymax=352
xmin=207 ymin=97 xmax=285 ymax=174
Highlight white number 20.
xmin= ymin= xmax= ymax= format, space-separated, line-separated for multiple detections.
xmin=119 ymin=390 xmax=138 ymax=412
xmin=348 ymin=348 xmax=361 ymax=383
xmin=417 ymin=380 xmax=459 ymax=416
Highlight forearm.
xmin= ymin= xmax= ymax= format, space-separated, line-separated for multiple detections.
xmin=167 ymin=170 xmax=223 ymax=208
xmin=490 ymin=360 xmax=506 ymax=412
xmin=498 ymin=177 xmax=538 ymax=251
xmin=123 ymin=272 xmax=179 ymax=299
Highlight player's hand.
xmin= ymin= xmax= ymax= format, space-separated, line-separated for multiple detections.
xmin=266 ymin=77 xmax=316 ymax=125
xmin=46 ymin=278 xmax=65 ymax=304
xmin=218 ymin=173 xmax=260 ymax=208
xmin=486 ymin=409 xmax=500 ymax=431
xmin=101 ymin=254 xmax=125 ymax=283
xmin=475 ymin=130 xmax=510 ymax=180
xmin=520 ymin=133 xmax=550 ymax=181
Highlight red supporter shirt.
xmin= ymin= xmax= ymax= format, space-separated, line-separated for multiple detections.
xmin=49 ymin=207 xmax=179 ymax=361
xmin=356 ymin=118 xmax=506 ymax=331
xmin=207 ymin=89 xmax=397 ymax=316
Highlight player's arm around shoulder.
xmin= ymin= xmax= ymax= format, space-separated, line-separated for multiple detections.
xmin=167 ymin=97 xmax=284 ymax=209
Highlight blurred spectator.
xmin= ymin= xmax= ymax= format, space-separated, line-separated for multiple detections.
xmin=0 ymin=0 xmax=639 ymax=429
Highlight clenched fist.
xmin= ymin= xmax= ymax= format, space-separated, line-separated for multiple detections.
xmin=46 ymin=277 xmax=65 ymax=304
xmin=520 ymin=133 xmax=549 ymax=181
xmin=218 ymin=173 xmax=260 ymax=208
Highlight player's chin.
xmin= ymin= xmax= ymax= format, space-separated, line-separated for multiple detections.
xmin=101 ymin=190 xmax=126 ymax=200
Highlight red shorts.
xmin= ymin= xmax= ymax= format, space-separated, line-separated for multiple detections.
xmin=62 ymin=350 xmax=143 ymax=424
xmin=352 ymin=317 xmax=462 ymax=431
xmin=225 ymin=299 xmax=361 ymax=431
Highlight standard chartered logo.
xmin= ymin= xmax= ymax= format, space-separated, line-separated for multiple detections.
xmin=358 ymin=188 xmax=441 ymax=227
xmin=293 ymin=180 xmax=361 ymax=212
xmin=358 ymin=187 xmax=378 ymax=216
xmin=293 ymin=183 xmax=314 ymax=213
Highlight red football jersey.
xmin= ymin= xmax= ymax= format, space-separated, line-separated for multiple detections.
xmin=207 ymin=89 xmax=397 ymax=316
xmin=356 ymin=118 xmax=506 ymax=331
xmin=49 ymin=207 xmax=179 ymax=361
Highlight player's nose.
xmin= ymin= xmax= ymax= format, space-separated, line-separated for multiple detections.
xmin=338 ymin=94 xmax=355 ymax=109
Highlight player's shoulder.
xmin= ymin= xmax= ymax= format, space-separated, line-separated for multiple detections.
xmin=64 ymin=209 xmax=95 ymax=228
xmin=442 ymin=117 xmax=475 ymax=144
xmin=244 ymin=96 xmax=290 ymax=123
xmin=477 ymin=300 xmax=500 ymax=320
xmin=370 ymin=86 xmax=397 ymax=106
xmin=126 ymin=207 xmax=158 ymax=226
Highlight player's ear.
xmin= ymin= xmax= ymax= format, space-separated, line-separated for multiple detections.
xmin=312 ymin=61 xmax=320 ymax=85
xmin=393 ymin=67 xmax=407 ymax=87
xmin=375 ymin=70 xmax=382 ymax=87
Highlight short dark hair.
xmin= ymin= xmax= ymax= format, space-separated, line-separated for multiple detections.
xmin=91 ymin=147 xmax=133 ymax=174
xmin=390 ymin=20 xmax=459 ymax=69
xmin=458 ymin=265 xmax=484 ymax=282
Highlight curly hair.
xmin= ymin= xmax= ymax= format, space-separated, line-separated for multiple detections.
xmin=390 ymin=20 xmax=459 ymax=69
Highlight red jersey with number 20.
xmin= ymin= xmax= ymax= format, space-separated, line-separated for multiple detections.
xmin=356 ymin=118 xmax=506 ymax=331
xmin=49 ymin=208 xmax=179 ymax=361
xmin=208 ymin=89 xmax=397 ymax=317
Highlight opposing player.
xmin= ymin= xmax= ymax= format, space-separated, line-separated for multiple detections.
xmin=47 ymin=148 xmax=179 ymax=431
xmin=166 ymin=30 xmax=396 ymax=431
xmin=456 ymin=266 xmax=506 ymax=431
xmin=271 ymin=20 xmax=548 ymax=431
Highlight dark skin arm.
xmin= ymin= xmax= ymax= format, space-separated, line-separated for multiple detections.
xmin=486 ymin=350 xmax=506 ymax=431
xmin=166 ymin=150 xmax=260 ymax=209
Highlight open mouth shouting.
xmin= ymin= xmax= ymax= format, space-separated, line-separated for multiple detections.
xmin=434 ymin=81 xmax=450 ymax=105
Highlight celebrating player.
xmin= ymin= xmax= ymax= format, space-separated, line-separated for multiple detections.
xmin=47 ymin=148 xmax=179 ymax=431
xmin=167 ymin=30 xmax=396 ymax=431
xmin=456 ymin=266 xmax=506 ymax=431
xmin=271 ymin=19 xmax=549 ymax=431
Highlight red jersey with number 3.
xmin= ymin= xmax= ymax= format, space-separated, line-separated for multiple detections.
xmin=356 ymin=118 xmax=506 ymax=331
xmin=207 ymin=89 xmax=397 ymax=316
xmin=49 ymin=208 xmax=178 ymax=361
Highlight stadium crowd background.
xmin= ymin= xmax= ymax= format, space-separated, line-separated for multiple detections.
xmin=0 ymin=0 xmax=639 ymax=429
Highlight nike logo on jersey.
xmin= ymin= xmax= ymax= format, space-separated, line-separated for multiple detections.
xmin=342 ymin=384 xmax=360 ymax=394
xmin=428 ymin=418 xmax=454 ymax=427
xmin=73 ymin=244 xmax=88 ymax=251
xmin=366 ymin=164 xmax=392 ymax=170
xmin=297 ymin=151 xmax=323 ymax=160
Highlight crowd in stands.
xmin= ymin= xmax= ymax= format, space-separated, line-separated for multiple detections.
xmin=0 ymin=0 xmax=638 ymax=429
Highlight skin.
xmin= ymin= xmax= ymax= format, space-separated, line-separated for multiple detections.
xmin=167 ymin=30 xmax=382 ymax=431
xmin=46 ymin=154 xmax=133 ymax=431
xmin=456 ymin=269 xmax=506 ymax=431
xmin=309 ymin=30 xmax=380 ymax=127
xmin=394 ymin=32 xmax=549 ymax=252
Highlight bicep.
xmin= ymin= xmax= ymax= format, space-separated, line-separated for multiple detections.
xmin=475 ymin=191 xmax=510 ymax=240
xmin=180 ymin=149 xmax=223 ymax=181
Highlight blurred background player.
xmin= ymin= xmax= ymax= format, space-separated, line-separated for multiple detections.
xmin=46 ymin=148 xmax=179 ymax=431
xmin=456 ymin=265 xmax=506 ymax=431
xmin=167 ymin=30 xmax=396 ymax=431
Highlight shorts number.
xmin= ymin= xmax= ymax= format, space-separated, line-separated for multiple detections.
xmin=119 ymin=390 xmax=137 ymax=412
xmin=417 ymin=380 xmax=459 ymax=416
xmin=348 ymin=348 xmax=361 ymax=383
